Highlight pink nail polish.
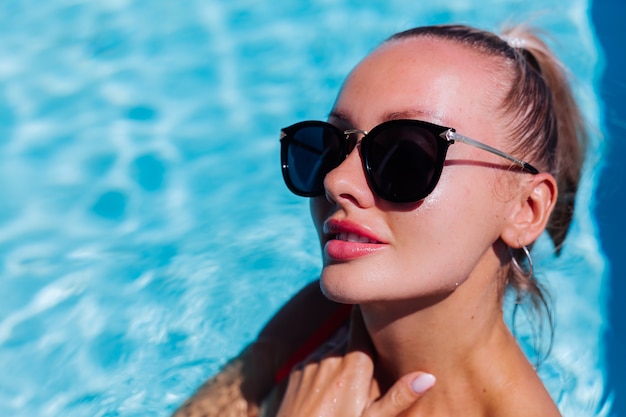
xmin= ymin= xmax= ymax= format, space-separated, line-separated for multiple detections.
xmin=410 ymin=373 xmax=436 ymax=394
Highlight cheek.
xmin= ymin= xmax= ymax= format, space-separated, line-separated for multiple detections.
xmin=395 ymin=168 xmax=503 ymax=248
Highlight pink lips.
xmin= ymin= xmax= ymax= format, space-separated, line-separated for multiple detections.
xmin=323 ymin=219 xmax=386 ymax=261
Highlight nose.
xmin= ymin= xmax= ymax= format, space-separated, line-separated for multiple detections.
xmin=323 ymin=130 xmax=376 ymax=208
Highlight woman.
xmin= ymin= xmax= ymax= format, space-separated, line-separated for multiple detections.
xmin=174 ymin=23 xmax=586 ymax=417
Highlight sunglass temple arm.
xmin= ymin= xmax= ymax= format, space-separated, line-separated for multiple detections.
xmin=441 ymin=130 xmax=539 ymax=174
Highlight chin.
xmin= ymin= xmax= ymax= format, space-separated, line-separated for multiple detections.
xmin=320 ymin=265 xmax=459 ymax=307
xmin=320 ymin=278 xmax=354 ymax=304
xmin=319 ymin=266 xmax=389 ymax=304
xmin=320 ymin=270 xmax=364 ymax=304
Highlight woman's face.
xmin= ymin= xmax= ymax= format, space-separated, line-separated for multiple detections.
xmin=311 ymin=37 xmax=520 ymax=304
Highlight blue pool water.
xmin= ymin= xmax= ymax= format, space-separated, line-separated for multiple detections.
xmin=592 ymin=0 xmax=626 ymax=415
xmin=0 ymin=1 xmax=616 ymax=416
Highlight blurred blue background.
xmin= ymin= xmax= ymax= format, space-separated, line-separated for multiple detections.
xmin=593 ymin=0 xmax=626 ymax=415
xmin=0 ymin=0 xmax=619 ymax=416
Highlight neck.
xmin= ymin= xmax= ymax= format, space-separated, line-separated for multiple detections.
xmin=360 ymin=254 xmax=520 ymax=410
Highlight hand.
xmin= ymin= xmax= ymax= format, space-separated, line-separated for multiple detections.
xmin=275 ymin=306 xmax=435 ymax=417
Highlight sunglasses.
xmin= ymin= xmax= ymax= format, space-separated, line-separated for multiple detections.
xmin=280 ymin=119 xmax=539 ymax=204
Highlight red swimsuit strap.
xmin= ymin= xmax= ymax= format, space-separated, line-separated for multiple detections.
xmin=274 ymin=303 xmax=353 ymax=384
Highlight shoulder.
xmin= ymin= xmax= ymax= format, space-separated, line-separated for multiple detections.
xmin=485 ymin=357 xmax=561 ymax=417
xmin=467 ymin=330 xmax=562 ymax=417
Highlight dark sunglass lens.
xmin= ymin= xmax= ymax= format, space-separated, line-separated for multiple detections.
xmin=365 ymin=124 xmax=440 ymax=202
xmin=286 ymin=124 xmax=341 ymax=195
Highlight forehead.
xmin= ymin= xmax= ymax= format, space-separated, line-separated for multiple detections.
xmin=333 ymin=37 xmax=504 ymax=132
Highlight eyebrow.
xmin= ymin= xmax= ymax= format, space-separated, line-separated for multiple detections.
xmin=328 ymin=109 xmax=447 ymax=128
xmin=327 ymin=110 xmax=351 ymax=124
xmin=382 ymin=109 xmax=445 ymax=124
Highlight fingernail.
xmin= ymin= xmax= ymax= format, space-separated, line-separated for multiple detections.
xmin=410 ymin=373 xmax=436 ymax=394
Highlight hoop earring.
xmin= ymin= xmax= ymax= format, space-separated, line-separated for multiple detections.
xmin=509 ymin=245 xmax=534 ymax=279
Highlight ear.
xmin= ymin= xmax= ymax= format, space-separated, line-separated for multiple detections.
xmin=500 ymin=173 xmax=558 ymax=248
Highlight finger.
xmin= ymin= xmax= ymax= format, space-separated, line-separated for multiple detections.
xmin=277 ymin=337 xmax=372 ymax=417
xmin=365 ymin=372 xmax=436 ymax=417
